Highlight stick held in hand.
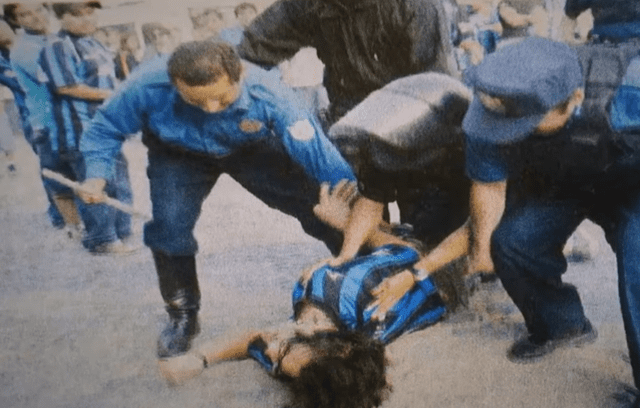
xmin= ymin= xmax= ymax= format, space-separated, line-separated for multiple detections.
xmin=41 ymin=169 xmax=151 ymax=220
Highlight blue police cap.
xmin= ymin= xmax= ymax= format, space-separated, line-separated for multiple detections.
xmin=462 ymin=37 xmax=583 ymax=144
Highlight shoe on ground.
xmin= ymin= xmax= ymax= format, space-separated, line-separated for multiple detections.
xmin=507 ymin=320 xmax=598 ymax=363
xmin=89 ymin=239 xmax=139 ymax=256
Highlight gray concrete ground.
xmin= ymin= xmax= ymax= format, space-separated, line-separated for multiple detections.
xmin=0 ymin=138 xmax=637 ymax=408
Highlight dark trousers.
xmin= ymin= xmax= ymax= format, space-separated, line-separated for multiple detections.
xmin=492 ymin=180 xmax=640 ymax=388
xmin=143 ymin=138 xmax=342 ymax=257
xmin=37 ymin=140 xmax=132 ymax=248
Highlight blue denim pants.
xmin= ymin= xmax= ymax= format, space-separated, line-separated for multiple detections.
xmin=37 ymin=140 xmax=132 ymax=248
xmin=492 ymin=178 xmax=640 ymax=388
xmin=143 ymin=137 xmax=342 ymax=257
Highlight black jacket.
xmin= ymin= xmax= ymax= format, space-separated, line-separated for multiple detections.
xmin=565 ymin=0 xmax=640 ymax=26
xmin=238 ymin=0 xmax=457 ymax=119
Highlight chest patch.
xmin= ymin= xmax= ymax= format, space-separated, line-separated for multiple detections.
xmin=288 ymin=119 xmax=315 ymax=141
xmin=239 ymin=118 xmax=264 ymax=133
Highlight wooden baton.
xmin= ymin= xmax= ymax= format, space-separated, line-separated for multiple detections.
xmin=41 ymin=169 xmax=151 ymax=220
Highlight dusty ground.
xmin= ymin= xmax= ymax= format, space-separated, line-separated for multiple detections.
xmin=1 ymin=137 xmax=638 ymax=408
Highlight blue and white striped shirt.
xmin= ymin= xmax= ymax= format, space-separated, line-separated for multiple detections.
xmin=37 ymin=31 xmax=116 ymax=152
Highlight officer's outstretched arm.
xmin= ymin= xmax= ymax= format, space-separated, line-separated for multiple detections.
xmin=468 ymin=180 xmax=507 ymax=275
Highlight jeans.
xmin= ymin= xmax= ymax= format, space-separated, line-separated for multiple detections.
xmin=37 ymin=139 xmax=132 ymax=249
xmin=492 ymin=179 xmax=640 ymax=388
xmin=143 ymin=136 xmax=342 ymax=256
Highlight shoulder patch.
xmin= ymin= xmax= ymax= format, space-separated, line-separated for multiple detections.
xmin=288 ymin=119 xmax=315 ymax=141
xmin=239 ymin=118 xmax=264 ymax=133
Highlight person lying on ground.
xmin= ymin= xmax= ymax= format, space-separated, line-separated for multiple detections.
xmin=158 ymin=181 xmax=466 ymax=408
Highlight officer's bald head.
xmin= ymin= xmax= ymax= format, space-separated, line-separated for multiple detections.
xmin=168 ymin=41 xmax=242 ymax=86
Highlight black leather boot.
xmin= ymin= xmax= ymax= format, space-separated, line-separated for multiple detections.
xmin=153 ymin=251 xmax=201 ymax=359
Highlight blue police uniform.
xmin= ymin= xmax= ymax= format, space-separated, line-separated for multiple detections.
xmin=12 ymin=31 xmax=65 ymax=228
xmin=38 ymin=30 xmax=133 ymax=250
xmin=80 ymin=55 xmax=355 ymax=256
xmin=292 ymin=244 xmax=447 ymax=344
xmin=464 ymin=37 xmax=640 ymax=390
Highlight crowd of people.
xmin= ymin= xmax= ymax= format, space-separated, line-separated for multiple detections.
xmin=2 ymin=1 xmax=640 ymax=408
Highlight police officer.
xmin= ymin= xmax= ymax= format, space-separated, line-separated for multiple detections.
xmin=458 ymin=37 xmax=640 ymax=402
xmin=77 ymin=41 xmax=356 ymax=359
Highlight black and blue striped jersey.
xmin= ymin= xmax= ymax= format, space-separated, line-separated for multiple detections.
xmin=292 ymin=244 xmax=447 ymax=344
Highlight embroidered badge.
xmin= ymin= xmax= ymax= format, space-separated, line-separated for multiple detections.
xmin=288 ymin=119 xmax=315 ymax=141
xmin=239 ymin=119 xmax=264 ymax=133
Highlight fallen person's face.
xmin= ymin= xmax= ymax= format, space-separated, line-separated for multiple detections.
xmin=261 ymin=330 xmax=316 ymax=378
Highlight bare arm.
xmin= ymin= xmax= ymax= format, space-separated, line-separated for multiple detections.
xmin=333 ymin=197 xmax=385 ymax=265
xmin=56 ymin=84 xmax=112 ymax=102
xmin=158 ymin=330 xmax=262 ymax=385
xmin=468 ymin=180 xmax=507 ymax=274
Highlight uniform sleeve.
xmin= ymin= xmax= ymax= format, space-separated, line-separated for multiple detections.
xmin=80 ymin=79 xmax=147 ymax=180
xmin=238 ymin=0 xmax=314 ymax=68
xmin=406 ymin=0 xmax=459 ymax=77
xmin=38 ymin=38 xmax=82 ymax=89
xmin=465 ymin=137 xmax=509 ymax=182
xmin=266 ymin=92 xmax=356 ymax=187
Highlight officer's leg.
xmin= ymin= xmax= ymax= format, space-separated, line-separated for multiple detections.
xmin=607 ymin=191 xmax=640 ymax=390
xmin=491 ymin=194 xmax=594 ymax=360
xmin=112 ymin=151 xmax=133 ymax=240
xmin=222 ymin=143 xmax=343 ymax=255
xmin=145 ymin=149 xmax=220 ymax=358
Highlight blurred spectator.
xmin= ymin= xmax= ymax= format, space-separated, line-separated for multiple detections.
xmin=141 ymin=22 xmax=180 ymax=62
xmin=455 ymin=0 xmax=502 ymax=70
xmin=217 ymin=2 xmax=257 ymax=47
xmin=190 ymin=7 xmax=224 ymax=41
xmin=115 ymin=32 xmax=140 ymax=80
xmin=0 ymin=19 xmax=18 ymax=174
xmin=5 ymin=1 xmax=66 ymax=229
xmin=497 ymin=0 xmax=549 ymax=42
xmin=93 ymin=26 xmax=120 ymax=53
xmin=38 ymin=1 xmax=135 ymax=254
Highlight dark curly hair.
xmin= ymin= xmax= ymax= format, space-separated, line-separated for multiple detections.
xmin=283 ymin=331 xmax=391 ymax=408
xmin=167 ymin=41 xmax=242 ymax=86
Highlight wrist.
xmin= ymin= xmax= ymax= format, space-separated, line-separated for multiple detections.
xmin=411 ymin=268 xmax=430 ymax=282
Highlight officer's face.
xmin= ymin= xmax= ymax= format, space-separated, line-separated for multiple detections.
xmin=175 ymin=74 xmax=241 ymax=114
xmin=535 ymin=88 xmax=585 ymax=135
xmin=13 ymin=4 xmax=49 ymax=34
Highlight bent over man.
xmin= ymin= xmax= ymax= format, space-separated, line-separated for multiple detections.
xmin=78 ymin=41 xmax=356 ymax=359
